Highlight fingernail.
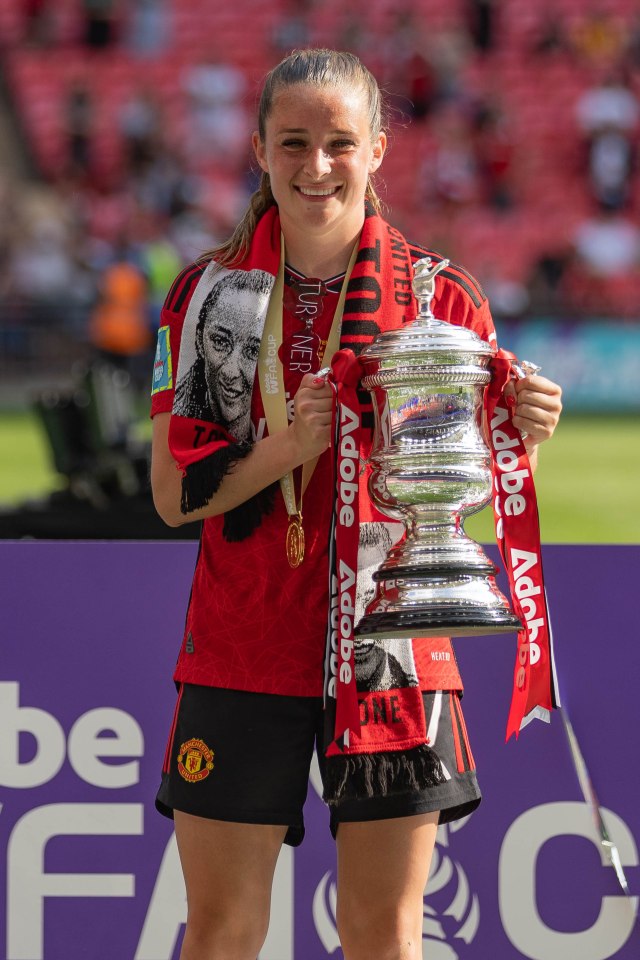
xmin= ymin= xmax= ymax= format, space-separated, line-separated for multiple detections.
xmin=506 ymin=394 xmax=516 ymax=408
xmin=313 ymin=377 xmax=323 ymax=384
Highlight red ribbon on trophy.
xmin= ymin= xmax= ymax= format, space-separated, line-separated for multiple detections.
xmin=323 ymin=350 xmax=364 ymax=752
xmin=486 ymin=349 xmax=559 ymax=739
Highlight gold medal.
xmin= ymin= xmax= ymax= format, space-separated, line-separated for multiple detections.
xmin=286 ymin=514 xmax=305 ymax=568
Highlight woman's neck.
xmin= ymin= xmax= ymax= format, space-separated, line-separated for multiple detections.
xmin=282 ymin=226 xmax=361 ymax=280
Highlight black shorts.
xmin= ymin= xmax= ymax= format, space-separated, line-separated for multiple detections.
xmin=156 ymin=684 xmax=481 ymax=847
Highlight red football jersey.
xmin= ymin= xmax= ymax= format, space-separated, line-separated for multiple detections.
xmin=151 ymin=256 xmax=495 ymax=696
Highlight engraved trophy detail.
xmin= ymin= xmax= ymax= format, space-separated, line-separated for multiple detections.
xmin=355 ymin=257 xmax=522 ymax=639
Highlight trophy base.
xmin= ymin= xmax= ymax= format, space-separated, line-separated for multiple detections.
xmin=355 ymin=606 xmax=522 ymax=640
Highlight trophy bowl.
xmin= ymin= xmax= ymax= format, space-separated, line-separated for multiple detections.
xmin=355 ymin=257 xmax=522 ymax=640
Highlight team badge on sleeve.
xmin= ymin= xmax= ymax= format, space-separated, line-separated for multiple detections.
xmin=151 ymin=325 xmax=173 ymax=395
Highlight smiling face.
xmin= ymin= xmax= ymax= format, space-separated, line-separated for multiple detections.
xmin=253 ymin=83 xmax=386 ymax=256
xmin=201 ymin=285 xmax=265 ymax=428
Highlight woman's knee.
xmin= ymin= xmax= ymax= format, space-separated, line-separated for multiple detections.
xmin=337 ymin=898 xmax=423 ymax=960
xmin=181 ymin=904 xmax=270 ymax=960
xmin=174 ymin=815 xmax=286 ymax=959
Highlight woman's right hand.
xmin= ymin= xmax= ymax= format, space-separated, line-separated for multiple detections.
xmin=289 ymin=372 xmax=334 ymax=461
xmin=151 ymin=374 xmax=334 ymax=527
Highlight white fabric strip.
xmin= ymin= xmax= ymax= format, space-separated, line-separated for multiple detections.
xmin=426 ymin=690 xmax=443 ymax=745
xmin=427 ymin=691 xmax=451 ymax=781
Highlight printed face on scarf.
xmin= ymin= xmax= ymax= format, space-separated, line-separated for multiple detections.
xmin=253 ymin=83 xmax=386 ymax=250
xmin=355 ymin=639 xmax=416 ymax=691
xmin=201 ymin=285 xmax=265 ymax=430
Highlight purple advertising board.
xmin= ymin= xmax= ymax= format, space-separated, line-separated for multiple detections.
xmin=1 ymin=542 xmax=638 ymax=959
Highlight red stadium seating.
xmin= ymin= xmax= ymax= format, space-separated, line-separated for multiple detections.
xmin=3 ymin=0 xmax=639 ymax=289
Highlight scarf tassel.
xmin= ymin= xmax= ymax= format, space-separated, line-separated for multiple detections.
xmin=223 ymin=483 xmax=277 ymax=542
xmin=323 ymin=743 xmax=447 ymax=806
xmin=180 ymin=442 xmax=276 ymax=541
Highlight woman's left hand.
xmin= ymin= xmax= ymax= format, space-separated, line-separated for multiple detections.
xmin=505 ymin=374 xmax=563 ymax=451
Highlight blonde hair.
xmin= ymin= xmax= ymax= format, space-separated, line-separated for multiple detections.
xmin=202 ymin=49 xmax=387 ymax=267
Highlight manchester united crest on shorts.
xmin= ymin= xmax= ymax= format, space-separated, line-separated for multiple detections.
xmin=177 ymin=738 xmax=214 ymax=782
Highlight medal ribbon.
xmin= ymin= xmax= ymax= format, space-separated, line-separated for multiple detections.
xmin=324 ymin=348 xmax=365 ymax=752
xmin=485 ymin=349 xmax=559 ymax=739
xmin=258 ymin=237 xmax=358 ymax=563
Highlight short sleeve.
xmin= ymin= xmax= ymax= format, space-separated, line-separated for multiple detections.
xmin=149 ymin=262 xmax=207 ymax=418
xmin=432 ymin=266 xmax=497 ymax=347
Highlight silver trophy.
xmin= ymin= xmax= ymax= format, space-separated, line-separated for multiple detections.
xmin=355 ymin=257 xmax=522 ymax=639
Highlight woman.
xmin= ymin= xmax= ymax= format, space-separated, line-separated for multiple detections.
xmin=151 ymin=49 xmax=562 ymax=960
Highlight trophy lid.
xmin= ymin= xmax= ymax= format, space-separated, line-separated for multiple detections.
xmin=361 ymin=257 xmax=495 ymax=362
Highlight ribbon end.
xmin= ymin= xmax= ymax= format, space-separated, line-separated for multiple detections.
xmin=505 ymin=718 xmax=521 ymax=742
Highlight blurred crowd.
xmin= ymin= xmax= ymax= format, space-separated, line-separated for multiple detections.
xmin=1 ymin=0 xmax=640 ymax=393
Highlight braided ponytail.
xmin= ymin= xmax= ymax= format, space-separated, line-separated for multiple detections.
xmin=199 ymin=173 xmax=275 ymax=268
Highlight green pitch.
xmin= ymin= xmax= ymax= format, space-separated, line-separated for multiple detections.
xmin=466 ymin=413 xmax=639 ymax=544
xmin=0 ymin=411 xmax=638 ymax=543
xmin=1 ymin=411 xmax=65 ymax=505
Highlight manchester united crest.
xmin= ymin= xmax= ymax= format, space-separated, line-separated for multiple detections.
xmin=177 ymin=738 xmax=214 ymax=783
